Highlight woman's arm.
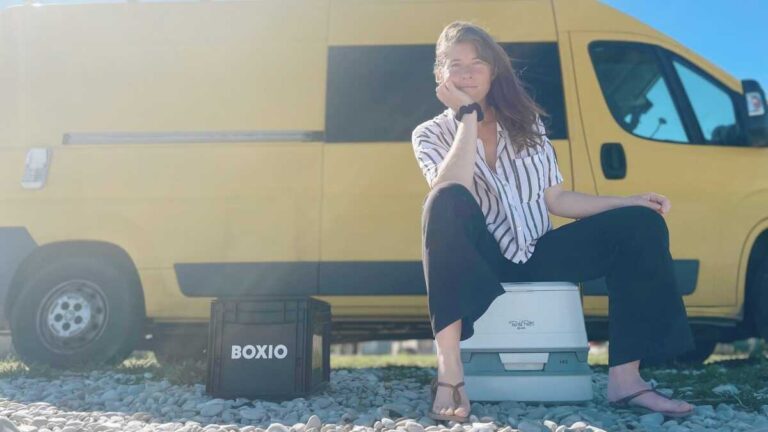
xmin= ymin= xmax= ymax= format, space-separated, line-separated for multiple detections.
xmin=430 ymin=112 xmax=477 ymax=190
xmin=545 ymin=183 xmax=671 ymax=219
xmin=429 ymin=80 xmax=478 ymax=190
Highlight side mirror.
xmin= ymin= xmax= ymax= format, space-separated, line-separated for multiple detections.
xmin=742 ymin=79 xmax=768 ymax=146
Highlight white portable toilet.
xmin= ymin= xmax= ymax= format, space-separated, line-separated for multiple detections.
xmin=459 ymin=282 xmax=593 ymax=402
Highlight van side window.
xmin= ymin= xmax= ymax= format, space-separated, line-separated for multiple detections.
xmin=325 ymin=42 xmax=567 ymax=143
xmin=589 ymin=42 xmax=690 ymax=143
xmin=672 ymin=59 xmax=743 ymax=145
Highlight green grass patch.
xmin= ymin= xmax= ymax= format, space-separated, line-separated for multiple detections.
xmin=331 ymin=354 xmax=436 ymax=369
xmin=634 ymin=356 xmax=768 ymax=411
xmin=0 ymin=351 xmax=207 ymax=386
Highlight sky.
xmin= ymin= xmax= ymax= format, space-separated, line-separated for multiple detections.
xmin=600 ymin=0 xmax=768 ymax=90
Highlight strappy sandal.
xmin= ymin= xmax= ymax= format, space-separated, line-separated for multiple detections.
xmin=608 ymin=387 xmax=694 ymax=418
xmin=427 ymin=377 xmax=470 ymax=423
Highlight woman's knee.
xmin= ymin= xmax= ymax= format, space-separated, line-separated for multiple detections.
xmin=423 ymin=181 xmax=475 ymax=219
xmin=421 ymin=182 xmax=479 ymax=242
xmin=618 ymin=205 xmax=669 ymax=244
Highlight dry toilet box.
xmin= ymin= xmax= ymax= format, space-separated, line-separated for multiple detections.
xmin=206 ymin=296 xmax=331 ymax=400
xmin=460 ymin=281 xmax=593 ymax=402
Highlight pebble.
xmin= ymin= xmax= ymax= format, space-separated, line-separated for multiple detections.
xmin=517 ymin=420 xmax=545 ymax=432
xmin=716 ymin=403 xmax=735 ymax=420
xmin=639 ymin=412 xmax=664 ymax=427
xmin=542 ymin=420 xmax=557 ymax=432
xmin=241 ymin=409 xmax=265 ymax=421
xmin=306 ymin=415 xmax=322 ymax=429
xmin=200 ymin=404 xmax=225 ymax=417
xmin=404 ymin=421 xmax=423 ymax=432
xmin=266 ymin=424 xmax=289 ymax=432
xmin=712 ymin=384 xmax=739 ymax=395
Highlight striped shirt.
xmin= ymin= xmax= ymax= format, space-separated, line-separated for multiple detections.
xmin=412 ymin=108 xmax=564 ymax=264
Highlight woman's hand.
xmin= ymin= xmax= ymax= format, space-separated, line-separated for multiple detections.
xmin=624 ymin=192 xmax=671 ymax=216
xmin=435 ymin=77 xmax=474 ymax=112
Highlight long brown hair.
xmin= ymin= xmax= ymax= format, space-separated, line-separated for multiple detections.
xmin=433 ymin=21 xmax=548 ymax=154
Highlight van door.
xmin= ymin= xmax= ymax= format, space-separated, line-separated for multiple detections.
xmin=568 ymin=32 xmax=752 ymax=315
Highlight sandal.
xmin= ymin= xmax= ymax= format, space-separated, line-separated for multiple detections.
xmin=427 ymin=377 xmax=470 ymax=423
xmin=608 ymin=387 xmax=694 ymax=418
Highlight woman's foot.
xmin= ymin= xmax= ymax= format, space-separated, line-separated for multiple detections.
xmin=607 ymin=362 xmax=693 ymax=414
xmin=432 ymin=354 xmax=470 ymax=418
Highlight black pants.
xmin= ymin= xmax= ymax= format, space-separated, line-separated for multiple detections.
xmin=421 ymin=182 xmax=695 ymax=367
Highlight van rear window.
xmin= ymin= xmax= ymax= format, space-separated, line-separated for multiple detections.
xmin=325 ymin=42 xmax=567 ymax=143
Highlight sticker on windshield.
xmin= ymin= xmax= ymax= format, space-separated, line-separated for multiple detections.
xmin=747 ymin=91 xmax=766 ymax=116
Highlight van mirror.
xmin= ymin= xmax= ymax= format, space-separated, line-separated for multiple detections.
xmin=742 ymin=79 xmax=768 ymax=146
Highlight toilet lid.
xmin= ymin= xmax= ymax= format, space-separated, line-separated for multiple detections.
xmin=501 ymin=281 xmax=579 ymax=292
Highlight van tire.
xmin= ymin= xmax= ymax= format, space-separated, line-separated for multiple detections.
xmin=9 ymin=256 xmax=144 ymax=368
xmin=748 ymin=256 xmax=768 ymax=340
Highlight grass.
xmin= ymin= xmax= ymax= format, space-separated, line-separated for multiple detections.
xmin=331 ymin=354 xmax=437 ymax=369
xmin=0 ymin=341 xmax=766 ymax=411
xmin=0 ymin=351 xmax=208 ymax=386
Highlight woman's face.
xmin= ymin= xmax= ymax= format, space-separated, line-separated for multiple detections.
xmin=440 ymin=41 xmax=494 ymax=103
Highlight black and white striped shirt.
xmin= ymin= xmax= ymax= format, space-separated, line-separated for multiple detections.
xmin=412 ymin=108 xmax=564 ymax=264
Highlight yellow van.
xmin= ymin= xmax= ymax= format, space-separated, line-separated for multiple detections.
xmin=1 ymin=0 xmax=766 ymax=367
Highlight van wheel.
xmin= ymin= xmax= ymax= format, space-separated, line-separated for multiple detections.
xmin=748 ymin=256 xmax=768 ymax=340
xmin=10 ymin=257 xmax=144 ymax=368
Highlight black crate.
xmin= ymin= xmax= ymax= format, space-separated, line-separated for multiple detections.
xmin=206 ymin=296 xmax=331 ymax=400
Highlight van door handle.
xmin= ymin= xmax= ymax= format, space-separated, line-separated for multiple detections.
xmin=600 ymin=142 xmax=626 ymax=179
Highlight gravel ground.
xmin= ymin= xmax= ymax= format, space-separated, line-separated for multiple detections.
xmin=0 ymin=366 xmax=767 ymax=432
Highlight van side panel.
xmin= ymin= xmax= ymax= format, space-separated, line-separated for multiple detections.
xmin=323 ymin=0 xmax=560 ymax=262
xmin=329 ymin=0 xmax=557 ymax=45
xmin=0 ymin=8 xmax=23 ymax=149
xmin=0 ymin=1 xmax=329 ymax=320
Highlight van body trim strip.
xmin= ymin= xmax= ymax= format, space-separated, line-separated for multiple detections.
xmin=62 ymin=130 xmax=325 ymax=145
xmin=174 ymin=259 xmax=699 ymax=297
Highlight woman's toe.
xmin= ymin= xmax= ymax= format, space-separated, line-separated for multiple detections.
xmin=666 ymin=398 xmax=692 ymax=413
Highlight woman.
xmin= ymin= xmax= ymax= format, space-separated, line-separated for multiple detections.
xmin=412 ymin=21 xmax=696 ymax=423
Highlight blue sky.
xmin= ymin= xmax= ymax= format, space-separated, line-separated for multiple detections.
xmin=600 ymin=0 xmax=768 ymax=90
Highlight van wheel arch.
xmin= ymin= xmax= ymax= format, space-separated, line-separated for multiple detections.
xmin=7 ymin=240 xmax=145 ymax=318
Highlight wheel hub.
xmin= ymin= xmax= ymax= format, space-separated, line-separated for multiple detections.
xmin=38 ymin=280 xmax=108 ymax=353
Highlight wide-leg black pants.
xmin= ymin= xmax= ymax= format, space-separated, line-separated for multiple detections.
xmin=421 ymin=181 xmax=695 ymax=367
